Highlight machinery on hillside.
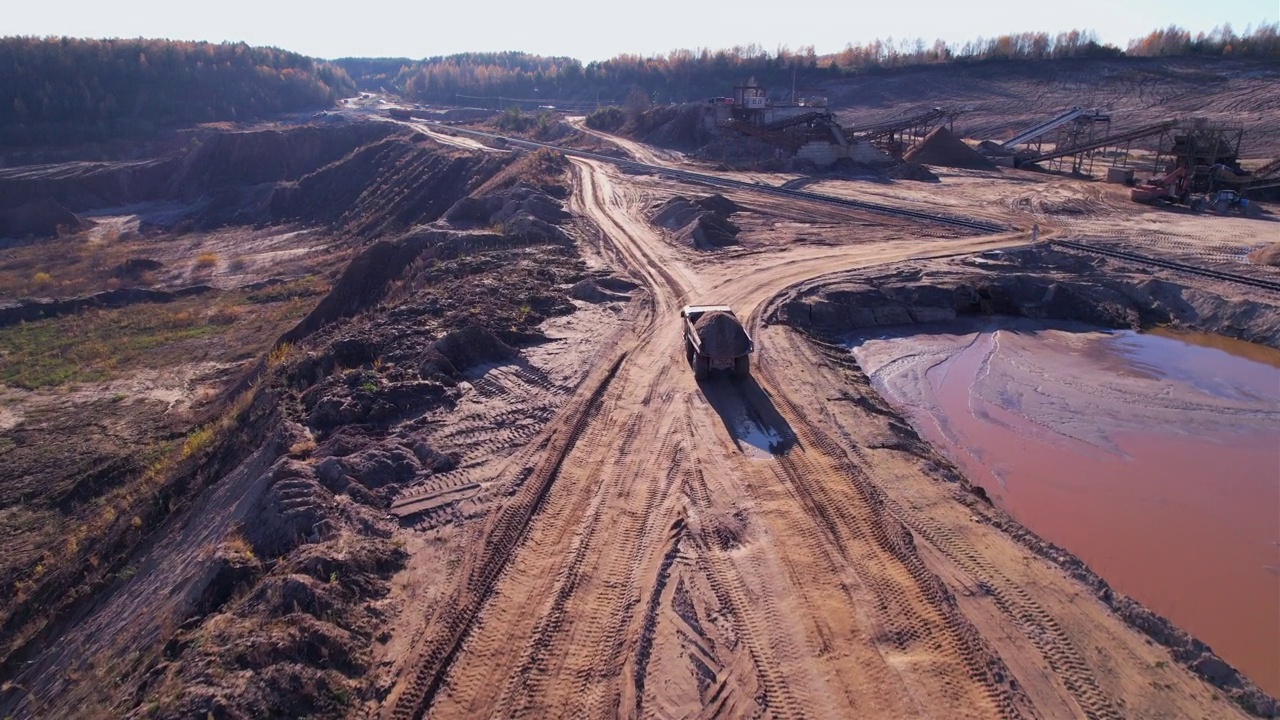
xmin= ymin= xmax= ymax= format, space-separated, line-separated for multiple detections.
xmin=1201 ymin=189 xmax=1254 ymax=215
xmin=1130 ymin=166 xmax=1189 ymax=204
xmin=1130 ymin=122 xmax=1268 ymax=216
xmin=681 ymin=305 xmax=753 ymax=380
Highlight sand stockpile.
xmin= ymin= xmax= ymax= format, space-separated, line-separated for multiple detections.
xmin=694 ymin=310 xmax=752 ymax=358
xmin=1248 ymin=242 xmax=1280 ymax=266
xmin=651 ymin=194 xmax=741 ymax=249
xmin=904 ymin=127 xmax=996 ymax=170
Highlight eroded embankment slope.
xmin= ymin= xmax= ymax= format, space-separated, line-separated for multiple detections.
xmin=0 ymin=141 xmax=623 ymax=719
xmin=777 ymin=244 xmax=1280 ymax=349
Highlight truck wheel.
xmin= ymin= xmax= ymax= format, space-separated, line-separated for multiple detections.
xmin=694 ymin=356 xmax=709 ymax=380
xmin=734 ymin=355 xmax=750 ymax=379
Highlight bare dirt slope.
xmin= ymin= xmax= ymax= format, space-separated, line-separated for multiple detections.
xmin=823 ymin=57 xmax=1280 ymax=158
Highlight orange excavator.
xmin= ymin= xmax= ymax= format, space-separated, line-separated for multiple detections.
xmin=1130 ymin=165 xmax=1188 ymax=204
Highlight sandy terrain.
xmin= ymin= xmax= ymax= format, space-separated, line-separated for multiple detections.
xmin=370 ymin=150 xmax=1272 ymax=718
xmin=2 ymin=108 xmax=1278 ymax=719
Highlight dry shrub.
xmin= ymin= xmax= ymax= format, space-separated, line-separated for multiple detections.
xmin=181 ymin=425 xmax=216 ymax=459
xmin=195 ymin=253 xmax=220 ymax=270
xmin=267 ymin=342 xmax=296 ymax=369
xmin=289 ymin=437 xmax=317 ymax=457
xmin=31 ymin=271 xmax=52 ymax=287
xmin=208 ymin=305 xmax=243 ymax=326
xmin=166 ymin=310 xmax=199 ymax=329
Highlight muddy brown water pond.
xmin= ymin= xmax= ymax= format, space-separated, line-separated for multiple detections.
xmin=850 ymin=318 xmax=1280 ymax=696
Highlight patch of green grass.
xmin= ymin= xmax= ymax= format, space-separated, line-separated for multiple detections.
xmin=0 ymin=304 xmax=223 ymax=389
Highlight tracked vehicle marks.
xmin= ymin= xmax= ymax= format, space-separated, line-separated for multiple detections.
xmin=379 ymin=351 xmax=627 ymax=720
xmin=793 ymin=332 xmax=1126 ymax=720
xmin=390 ymin=362 xmax=573 ymax=524
xmin=374 ymin=154 xmax=1243 ymax=720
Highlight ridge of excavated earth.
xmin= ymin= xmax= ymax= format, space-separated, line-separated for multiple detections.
xmin=1 ymin=113 xmax=1277 ymax=720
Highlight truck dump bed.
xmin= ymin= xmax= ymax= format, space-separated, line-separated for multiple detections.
xmin=693 ymin=311 xmax=752 ymax=360
xmin=681 ymin=305 xmax=754 ymax=379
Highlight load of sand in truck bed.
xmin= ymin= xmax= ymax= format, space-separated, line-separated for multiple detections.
xmin=694 ymin=310 xmax=752 ymax=357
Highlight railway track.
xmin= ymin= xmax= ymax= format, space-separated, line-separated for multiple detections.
xmin=1053 ymin=238 xmax=1280 ymax=293
xmin=417 ymin=121 xmax=1008 ymax=234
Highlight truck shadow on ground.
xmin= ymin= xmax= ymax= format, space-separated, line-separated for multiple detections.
xmin=698 ymin=372 xmax=797 ymax=457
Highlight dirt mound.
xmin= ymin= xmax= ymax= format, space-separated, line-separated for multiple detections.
xmin=0 ymin=198 xmax=89 ymax=239
xmin=695 ymin=193 xmax=739 ymax=216
xmin=428 ymin=325 xmax=518 ymax=375
xmin=110 ymin=257 xmax=163 ymax=279
xmin=776 ymin=245 xmax=1280 ymax=350
xmin=977 ymin=139 xmax=1016 ymax=157
xmin=652 ymin=196 xmax=705 ymax=230
xmin=635 ymin=104 xmax=716 ymax=151
xmin=903 ymin=127 xmax=996 ymax=169
xmin=569 ymin=275 xmax=638 ymax=303
xmin=651 ymin=195 xmax=741 ymax=249
xmin=884 ymin=161 xmax=941 ymax=182
xmin=1247 ymin=243 xmax=1280 ymax=266
xmin=445 ymin=184 xmax=569 ymax=228
xmin=270 ymin=133 xmax=512 ymax=237
xmin=694 ymin=310 xmax=752 ymax=358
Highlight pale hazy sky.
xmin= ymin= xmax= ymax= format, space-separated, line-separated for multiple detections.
xmin=3 ymin=0 xmax=1276 ymax=61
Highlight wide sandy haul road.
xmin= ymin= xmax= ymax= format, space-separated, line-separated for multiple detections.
xmin=378 ymin=157 xmax=1251 ymax=720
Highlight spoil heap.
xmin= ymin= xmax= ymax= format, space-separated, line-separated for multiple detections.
xmin=694 ymin=310 xmax=751 ymax=358
xmin=1248 ymin=243 xmax=1280 ymax=266
xmin=651 ymin=194 xmax=741 ymax=248
xmin=903 ymin=127 xmax=996 ymax=169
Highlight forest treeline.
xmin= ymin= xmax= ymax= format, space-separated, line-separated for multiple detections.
xmin=0 ymin=37 xmax=354 ymax=147
xmin=336 ymin=22 xmax=1280 ymax=105
xmin=1 ymin=24 xmax=1274 ymax=148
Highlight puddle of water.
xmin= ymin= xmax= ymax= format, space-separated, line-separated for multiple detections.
xmin=735 ymin=415 xmax=783 ymax=459
xmin=851 ymin=318 xmax=1280 ymax=696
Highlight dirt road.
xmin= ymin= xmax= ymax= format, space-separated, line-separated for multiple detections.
xmin=377 ymin=156 xmax=1249 ymax=719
